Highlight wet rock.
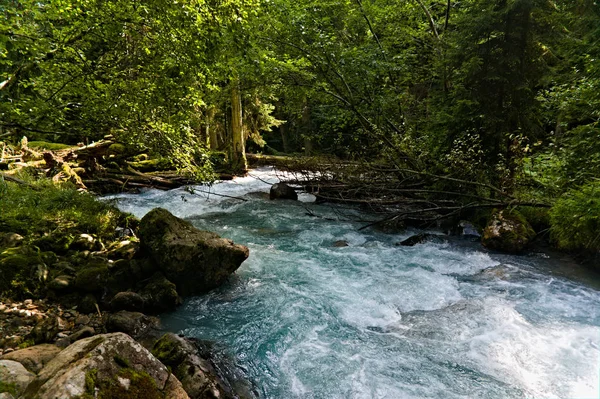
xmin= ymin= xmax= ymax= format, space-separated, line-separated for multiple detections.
xmin=153 ymin=333 xmax=247 ymax=399
xmin=0 ymin=359 xmax=35 ymax=396
xmin=397 ymin=233 xmax=444 ymax=246
xmin=110 ymin=291 xmax=145 ymax=312
xmin=332 ymin=240 xmax=349 ymax=247
xmin=1 ymin=344 xmax=62 ymax=374
xmin=140 ymin=273 xmax=181 ymax=313
xmin=106 ymin=311 xmax=160 ymax=340
xmin=20 ymin=333 xmax=189 ymax=399
xmin=482 ymin=210 xmax=535 ymax=253
xmin=269 ymin=183 xmax=298 ymax=200
xmin=139 ymin=208 xmax=249 ymax=296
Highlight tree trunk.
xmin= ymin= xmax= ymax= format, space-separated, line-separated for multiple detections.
xmin=230 ymin=80 xmax=247 ymax=172
xmin=207 ymin=106 xmax=218 ymax=150
xmin=302 ymin=99 xmax=313 ymax=155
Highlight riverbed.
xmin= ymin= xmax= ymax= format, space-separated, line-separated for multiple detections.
xmin=107 ymin=167 xmax=600 ymax=399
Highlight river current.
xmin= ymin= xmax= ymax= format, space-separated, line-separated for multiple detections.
xmin=107 ymin=167 xmax=600 ymax=399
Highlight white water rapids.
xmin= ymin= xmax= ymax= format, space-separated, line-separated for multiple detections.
xmin=106 ymin=167 xmax=600 ymax=399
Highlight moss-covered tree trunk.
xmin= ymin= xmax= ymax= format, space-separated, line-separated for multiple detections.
xmin=230 ymin=80 xmax=247 ymax=172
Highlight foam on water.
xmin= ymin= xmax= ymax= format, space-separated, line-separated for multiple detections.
xmin=107 ymin=167 xmax=600 ymax=399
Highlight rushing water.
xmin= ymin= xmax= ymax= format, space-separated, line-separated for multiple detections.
xmin=107 ymin=167 xmax=600 ymax=399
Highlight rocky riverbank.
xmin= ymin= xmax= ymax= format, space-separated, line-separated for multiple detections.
xmin=0 ymin=204 xmax=254 ymax=399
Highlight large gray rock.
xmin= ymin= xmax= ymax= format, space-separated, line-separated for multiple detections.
xmin=269 ymin=183 xmax=298 ymax=200
xmin=20 ymin=333 xmax=189 ymax=399
xmin=0 ymin=359 xmax=35 ymax=396
xmin=1 ymin=344 xmax=61 ymax=374
xmin=139 ymin=208 xmax=249 ymax=296
xmin=482 ymin=210 xmax=535 ymax=253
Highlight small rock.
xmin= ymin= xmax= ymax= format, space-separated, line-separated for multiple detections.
xmin=56 ymin=332 xmax=68 ymax=339
xmin=106 ymin=311 xmax=160 ymax=339
xmin=332 ymin=240 xmax=349 ymax=247
xmin=23 ymin=299 xmax=33 ymax=306
xmin=269 ymin=182 xmax=298 ymax=200
xmin=68 ymin=326 xmax=95 ymax=342
xmin=397 ymin=233 xmax=443 ymax=246
xmin=48 ymin=275 xmax=72 ymax=291
xmin=3 ymin=348 xmax=14 ymax=354
xmin=75 ymin=315 xmax=90 ymax=326
xmin=78 ymin=294 xmax=98 ymax=315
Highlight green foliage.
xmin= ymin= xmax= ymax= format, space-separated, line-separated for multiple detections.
xmin=0 ymin=171 xmax=131 ymax=239
xmin=550 ymin=181 xmax=600 ymax=250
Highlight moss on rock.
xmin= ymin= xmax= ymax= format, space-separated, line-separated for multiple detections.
xmin=482 ymin=209 xmax=536 ymax=253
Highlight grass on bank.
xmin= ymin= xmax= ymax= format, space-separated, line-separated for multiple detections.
xmin=0 ymin=170 xmax=134 ymax=241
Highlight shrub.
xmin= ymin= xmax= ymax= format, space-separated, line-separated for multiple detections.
xmin=550 ymin=180 xmax=600 ymax=250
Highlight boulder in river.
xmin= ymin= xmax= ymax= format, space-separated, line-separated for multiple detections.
xmin=482 ymin=210 xmax=535 ymax=253
xmin=139 ymin=208 xmax=249 ymax=296
xmin=269 ymin=183 xmax=298 ymax=200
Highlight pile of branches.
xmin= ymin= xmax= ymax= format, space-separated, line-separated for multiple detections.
xmin=272 ymin=156 xmax=550 ymax=229
xmin=1 ymin=136 xmax=197 ymax=194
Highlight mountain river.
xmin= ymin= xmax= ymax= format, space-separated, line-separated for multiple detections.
xmin=106 ymin=167 xmax=600 ymax=399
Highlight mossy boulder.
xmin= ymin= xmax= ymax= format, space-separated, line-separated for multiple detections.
xmin=34 ymin=233 xmax=75 ymax=255
xmin=20 ymin=333 xmax=189 ymax=399
xmin=138 ymin=208 xmax=249 ymax=296
xmin=74 ymin=262 xmax=110 ymax=293
xmin=0 ymin=246 xmax=48 ymax=299
xmin=482 ymin=210 xmax=536 ymax=253
xmin=139 ymin=273 xmax=181 ymax=313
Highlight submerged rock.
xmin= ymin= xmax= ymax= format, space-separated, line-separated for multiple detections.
xmin=20 ymin=333 xmax=189 ymax=399
xmin=396 ymin=233 xmax=444 ymax=246
xmin=332 ymin=240 xmax=349 ymax=247
xmin=139 ymin=208 xmax=249 ymax=296
xmin=482 ymin=210 xmax=535 ymax=253
xmin=269 ymin=183 xmax=298 ymax=200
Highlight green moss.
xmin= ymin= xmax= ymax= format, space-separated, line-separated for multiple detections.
xmin=95 ymin=369 xmax=163 ymax=399
xmin=18 ymin=338 xmax=35 ymax=349
xmin=151 ymin=334 xmax=181 ymax=366
xmin=0 ymin=246 xmax=46 ymax=299
xmin=0 ymin=380 xmax=18 ymax=396
xmin=113 ymin=354 xmax=131 ymax=368
xmin=74 ymin=265 xmax=109 ymax=292
xmin=27 ymin=141 xmax=74 ymax=150
xmin=126 ymin=158 xmax=172 ymax=172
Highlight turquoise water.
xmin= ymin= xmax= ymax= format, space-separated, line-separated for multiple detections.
xmin=108 ymin=167 xmax=600 ymax=399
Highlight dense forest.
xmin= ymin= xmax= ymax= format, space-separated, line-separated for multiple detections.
xmin=1 ymin=0 xmax=599 ymax=251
